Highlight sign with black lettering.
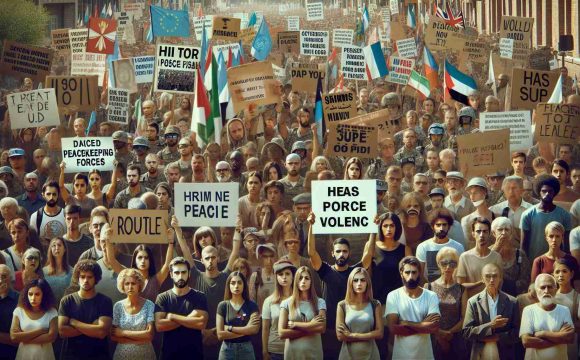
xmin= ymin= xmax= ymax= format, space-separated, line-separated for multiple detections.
xmin=480 ymin=111 xmax=532 ymax=151
xmin=69 ymin=28 xmax=107 ymax=84
xmin=510 ymin=68 xmax=559 ymax=110
xmin=45 ymin=75 xmax=100 ymax=113
xmin=333 ymin=29 xmax=354 ymax=47
xmin=51 ymin=29 xmax=71 ymax=51
xmin=174 ymin=183 xmax=239 ymax=227
xmin=193 ymin=15 xmax=213 ymax=41
xmin=322 ymin=91 xmax=357 ymax=125
xmin=0 ymin=40 xmax=53 ymax=81
xmin=386 ymin=56 xmax=415 ymax=85
xmin=61 ymin=137 xmax=115 ymax=173
xmin=534 ymin=103 xmax=579 ymax=145
xmin=228 ymin=61 xmax=280 ymax=113
xmin=326 ymin=123 xmax=378 ymax=159
xmin=110 ymin=209 xmax=168 ymax=244
xmin=278 ymin=31 xmax=300 ymax=54
xmin=424 ymin=19 xmax=469 ymax=51
xmin=290 ymin=62 xmax=326 ymax=92
xmin=306 ymin=1 xmax=324 ymax=21
xmin=154 ymin=44 xmax=200 ymax=94
xmin=499 ymin=16 xmax=533 ymax=63
xmin=462 ymin=39 xmax=488 ymax=64
xmin=287 ymin=16 xmax=300 ymax=31
xmin=396 ymin=38 xmax=417 ymax=59
xmin=499 ymin=38 xmax=514 ymax=59
xmin=457 ymin=129 xmax=510 ymax=179
xmin=311 ymin=180 xmax=377 ymax=234
xmin=107 ymin=88 xmax=130 ymax=124
xmin=7 ymin=89 xmax=60 ymax=129
xmin=341 ymin=46 xmax=367 ymax=80
xmin=343 ymin=109 xmax=398 ymax=140
xmin=132 ymin=56 xmax=155 ymax=83
xmin=300 ymin=30 xmax=329 ymax=57
xmin=212 ymin=16 xmax=241 ymax=41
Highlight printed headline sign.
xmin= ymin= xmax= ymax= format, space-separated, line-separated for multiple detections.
xmin=154 ymin=44 xmax=200 ymax=94
xmin=341 ymin=46 xmax=367 ymax=80
xmin=174 ymin=183 xmax=239 ymax=227
xmin=510 ymin=68 xmax=559 ymax=110
xmin=424 ymin=19 xmax=470 ymax=51
xmin=333 ymin=29 xmax=354 ymax=47
xmin=69 ymin=29 xmax=107 ymax=84
xmin=212 ymin=16 xmax=241 ymax=41
xmin=534 ymin=103 xmax=579 ymax=145
xmin=45 ymin=75 xmax=100 ymax=113
xmin=110 ymin=209 xmax=168 ymax=244
xmin=287 ymin=16 xmax=300 ymax=31
xmin=386 ymin=57 xmax=415 ymax=85
xmin=51 ymin=29 xmax=71 ymax=51
xmin=107 ymin=88 xmax=130 ymax=124
xmin=7 ymin=89 xmax=60 ymax=129
xmin=396 ymin=38 xmax=417 ymax=59
xmin=227 ymin=61 xmax=281 ymax=113
xmin=193 ymin=15 xmax=213 ymax=40
xmin=133 ymin=56 xmax=155 ymax=83
xmin=61 ymin=137 xmax=115 ymax=173
xmin=479 ymin=111 xmax=532 ymax=151
xmin=499 ymin=38 xmax=514 ymax=59
xmin=456 ymin=129 xmax=510 ymax=179
xmin=343 ymin=109 xmax=397 ymax=140
xmin=306 ymin=2 xmax=324 ymax=21
xmin=0 ymin=40 xmax=53 ymax=81
xmin=322 ymin=91 xmax=357 ymax=125
xmin=300 ymin=30 xmax=329 ymax=57
xmin=326 ymin=122 xmax=378 ymax=159
xmin=278 ymin=31 xmax=300 ymax=54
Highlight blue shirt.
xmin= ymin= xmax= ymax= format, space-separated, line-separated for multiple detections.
xmin=16 ymin=192 xmax=45 ymax=215
xmin=520 ymin=205 xmax=572 ymax=261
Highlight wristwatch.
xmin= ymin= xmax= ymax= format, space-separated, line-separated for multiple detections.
xmin=228 ymin=325 xmax=233 ymax=332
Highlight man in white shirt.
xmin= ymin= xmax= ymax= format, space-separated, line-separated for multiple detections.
xmin=386 ymin=256 xmax=440 ymax=360
xmin=490 ymin=176 xmax=532 ymax=236
xmin=520 ymin=273 xmax=574 ymax=359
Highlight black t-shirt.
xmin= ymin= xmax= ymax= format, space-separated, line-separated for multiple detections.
xmin=0 ymin=290 xmax=18 ymax=360
xmin=317 ymin=262 xmax=360 ymax=328
xmin=155 ymin=288 xmax=208 ymax=360
xmin=216 ymin=300 xmax=259 ymax=343
xmin=58 ymin=292 xmax=113 ymax=359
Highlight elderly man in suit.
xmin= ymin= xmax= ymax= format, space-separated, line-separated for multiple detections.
xmin=462 ymin=263 xmax=519 ymax=359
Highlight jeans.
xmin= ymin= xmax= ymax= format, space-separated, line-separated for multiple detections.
xmin=269 ymin=353 xmax=284 ymax=360
xmin=218 ymin=341 xmax=255 ymax=360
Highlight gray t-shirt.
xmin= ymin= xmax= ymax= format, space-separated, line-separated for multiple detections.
xmin=571 ymin=227 xmax=580 ymax=252
xmin=262 ymin=295 xmax=284 ymax=354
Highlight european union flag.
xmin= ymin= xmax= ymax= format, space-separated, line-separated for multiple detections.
xmin=150 ymin=5 xmax=190 ymax=37
xmin=251 ymin=18 xmax=271 ymax=61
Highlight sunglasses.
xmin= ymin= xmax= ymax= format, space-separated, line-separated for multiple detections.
xmin=178 ymin=144 xmax=190 ymax=149
xmin=25 ymin=256 xmax=38 ymax=261
xmin=165 ymin=134 xmax=178 ymax=139
xmin=439 ymin=260 xmax=457 ymax=268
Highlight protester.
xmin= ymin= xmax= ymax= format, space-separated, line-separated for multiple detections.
xmin=530 ymin=221 xmax=578 ymax=282
xmin=553 ymin=257 xmax=580 ymax=360
xmin=42 ymin=237 xmax=72 ymax=304
xmin=0 ymin=264 xmax=18 ymax=358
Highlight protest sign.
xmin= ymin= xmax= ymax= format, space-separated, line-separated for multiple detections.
xmin=107 ymin=88 xmax=130 ymax=124
xmin=311 ymin=180 xmax=377 ymax=234
xmin=306 ymin=1 xmax=324 ymax=21
xmin=45 ymin=75 xmax=99 ymax=113
xmin=278 ymin=31 xmax=300 ymax=54
xmin=510 ymin=68 xmax=559 ymax=110
xmin=240 ymin=27 xmax=256 ymax=46
xmin=499 ymin=16 xmax=534 ymax=63
xmin=193 ymin=15 xmax=214 ymax=40
xmin=51 ymin=29 xmax=71 ymax=51
xmin=154 ymin=44 xmax=200 ymax=94
xmin=61 ymin=137 xmax=115 ymax=173
xmin=290 ymin=63 xmax=326 ymax=92
xmin=287 ymin=16 xmax=300 ymax=31
xmin=122 ymin=2 xmax=144 ymax=18
xmin=381 ymin=7 xmax=391 ymax=23
xmin=389 ymin=0 xmax=399 ymax=15
xmin=322 ymin=91 xmax=357 ymax=125
xmin=0 ymin=40 xmax=52 ymax=81
xmin=386 ymin=57 xmax=415 ymax=85
xmin=227 ymin=61 xmax=280 ymax=113
xmin=7 ymin=89 xmax=60 ymax=129
xmin=396 ymin=38 xmax=417 ymax=59
xmin=112 ymin=59 xmax=138 ymax=93
xmin=341 ymin=46 xmax=367 ymax=80
xmin=132 ymin=56 xmax=155 ymax=83
xmin=86 ymin=17 xmax=117 ymax=54
xmin=326 ymin=122 xmax=378 ymax=159
xmin=461 ymin=39 xmax=488 ymax=64
xmin=300 ymin=30 xmax=329 ymax=57
xmin=213 ymin=43 xmax=241 ymax=63
xmin=109 ymin=209 xmax=168 ymax=244
xmin=212 ymin=16 xmax=241 ymax=41
xmin=549 ymin=59 xmax=559 ymax=70
xmin=69 ymin=29 xmax=107 ymax=84
xmin=69 ymin=29 xmax=88 ymax=54
xmin=333 ymin=29 xmax=354 ymax=47
xmin=534 ymin=103 xmax=580 ymax=145
xmin=115 ymin=11 xmax=136 ymax=44
xmin=528 ymin=48 xmax=553 ymax=71
xmin=174 ymin=183 xmax=239 ymax=227
xmin=343 ymin=109 xmax=398 ymax=140
xmin=499 ymin=38 xmax=514 ymax=59
xmin=457 ymin=129 xmax=510 ymax=179
xmin=424 ymin=19 xmax=469 ymax=51
xmin=479 ymin=111 xmax=532 ymax=151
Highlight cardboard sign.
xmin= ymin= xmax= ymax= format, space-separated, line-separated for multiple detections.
xmin=132 ymin=56 xmax=155 ymax=84
xmin=174 ymin=183 xmax=239 ymax=227
xmin=212 ymin=16 xmax=241 ymax=41
xmin=389 ymin=0 xmax=399 ymax=15
xmin=396 ymin=38 xmax=417 ymax=58
xmin=300 ymin=30 xmax=329 ymax=57
xmin=61 ymin=137 xmax=115 ymax=173
xmin=287 ymin=16 xmax=300 ymax=31
xmin=110 ymin=209 xmax=168 ymax=244
xmin=327 ymin=122 xmax=378 ymax=159
xmin=51 ymin=29 xmax=71 ymax=51
xmin=278 ymin=31 xmax=300 ymax=54
xmin=386 ymin=57 xmax=415 ymax=85
xmin=480 ymin=111 xmax=532 ymax=151
xmin=306 ymin=1 xmax=324 ymax=21
xmin=227 ymin=61 xmax=280 ymax=113
xmin=510 ymin=68 xmax=559 ymax=110
xmin=7 ymin=89 xmax=60 ymax=129
xmin=0 ymin=40 xmax=52 ymax=81
xmin=499 ymin=16 xmax=533 ymax=63
xmin=341 ymin=46 xmax=367 ymax=80
xmin=112 ymin=59 xmax=137 ymax=93
xmin=333 ymin=29 xmax=354 ymax=47
xmin=69 ymin=29 xmax=107 ymax=84
xmin=343 ymin=109 xmax=398 ymax=140
xmin=290 ymin=63 xmax=326 ymax=92
xmin=534 ymin=103 xmax=579 ymax=145
xmin=424 ymin=19 xmax=469 ymax=51
xmin=45 ymin=75 xmax=99 ymax=113
xmin=311 ymin=180 xmax=377 ymax=234
xmin=193 ymin=15 xmax=214 ymax=40
xmin=107 ymin=88 xmax=130 ymax=124
xmin=322 ymin=91 xmax=357 ymax=124
xmin=154 ymin=44 xmax=200 ymax=94
xmin=499 ymin=38 xmax=514 ymax=59
xmin=240 ymin=27 xmax=256 ymax=47
xmin=456 ymin=129 xmax=510 ymax=179
xmin=462 ymin=39 xmax=488 ymax=63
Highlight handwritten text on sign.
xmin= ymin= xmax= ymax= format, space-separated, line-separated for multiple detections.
xmin=174 ymin=183 xmax=239 ymax=227
xmin=7 ymin=89 xmax=60 ymax=129
xmin=510 ymin=68 xmax=559 ymax=110
xmin=107 ymin=88 xmax=130 ymax=124
xmin=45 ymin=75 xmax=100 ymax=113
xmin=327 ymin=123 xmax=378 ymax=159
xmin=110 ymin=209 xmax=168 ymax=244
xmin=535 ymin=103 xmax=579 ymax=145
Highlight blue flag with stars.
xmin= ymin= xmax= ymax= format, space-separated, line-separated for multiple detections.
xmin=150 ymin=5 xmax=190 ymax=37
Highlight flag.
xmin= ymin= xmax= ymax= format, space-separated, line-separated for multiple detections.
xmin=204 ymin=44 xmax=213 ymax=91
xmin=107 ymin=39 xmax=120 ymax=88
xmin=200 ymin=25 xmax=209 ymax=79
xmin=107 ymin=2 xmax=113 ymax=17
xmin=364 ymin=42 xmax=389 ymax=80
xmin=486 ymin=51 xmax=497 ymax=97
xmin=547 ymin=74 xmax=563 ymax=103
xmin=332 ymin=73 xmax=344 ymax=93
xmin=100 ymin=3 xmax=107 ymax=17
xmin=408 ymin=70 xmax=431 ymax=98
xmin=436 ymin=3 xmax=465 ymax=28
xmin=238 ymin=41 xmax=245 ymax=64
xmin=208 ymin=53 xmax=222 ymax=144
xmin=314 ymin=76 xmax=324 ymax=144
xmin=423 ymin=45 xmax=439 ymax=90
xmin=444 ymin=60 xmax=477 ymax=105
xmin=86 ymin=111 xmax=97 ymax=135
xmin=145 ymin=23 xmax=154 ymax=43
xmin=407 ymin=4 xmax=416 ymax=29
xmin=218 ymin=50 xmax=234 ymax=121
xmin=134 ymin=97 xmax=143 ymax=135
xmin=87 ymin=17 xmax=117 ymax=54
xmin=192 ymin=67 xmax=212 ymax=148
xmin=327 ymin=48 xmax=338 ymax=63
xmin=84 ymin=5 xmax=90 ymax=24
xmin=362 ymin=4 xmax=370 ymax=32
xmin=251 ymin=17 xmax=272 ymax=61
xmin=574 ymin=74 xmax=579 ymax=95
xmin=150 ymin=5 xmax=190 ymax=37
xmin=248 ymin=12 xmax=257 ymax=27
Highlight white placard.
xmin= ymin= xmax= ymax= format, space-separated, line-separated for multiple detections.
xmin=69 ymin=29 xmax=107 ymax=84
xmin=287 ymin=16 xmax=300 ymax=31
xmin=154 ymin=44 xmax=200 ymax=94
xmin=300 ymin=30 xmax=329 ymax=57
xmin=389 ymin=0 xmax=399 ymax=15
xmin=480 ymin=111 xmax=532 ymax=152
xmin=311 ymin=180 xmax=377 ymax=234
xmin=61 ymin=137 xmax=115 ymax=173
xmin=499 ymin=37 xmax=514 ymax=59
xmin=341 ymin=46 xmax=367 ymax=80
xmin=306 ymin=1 xmax=324 ymax=21
xmin=193 ymin=15 xmax=214 ymax=40
xmin=333 ymin=29 xmax=354 ymax=47
xmin=132 ymin=56 xmax=155 ymax=84
xmin=396 ymin=38 xmax=417 ymax=59
xmin=107 ymin=88 xmax=130 ymax=124
xmin=7 ymin=89 xmax=60 ymax=129
xmin=213 ymin=43 xmax=241 ymax=63
xmin=386 ymin=56 xmax=415 ymax=85
xmin=174 ymin=183 xmax=239 ymax=227
xmin=381 ymin=7 xmax=391 ymax=23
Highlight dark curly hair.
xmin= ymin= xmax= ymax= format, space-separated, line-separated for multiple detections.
xmin=72 ymin=259 xmax=102 ymax=284
xmin=534 ymin=174 xmax=560 ymax=198
xmin=19 ymin=278 xmax=56 ymax=311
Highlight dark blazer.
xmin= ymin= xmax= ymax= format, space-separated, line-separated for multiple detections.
xmin=462 ymin=289 xmax=519 ymax=360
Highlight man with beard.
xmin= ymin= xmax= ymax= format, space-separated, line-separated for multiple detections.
xmin=154 ymin=256 xmax=209 ymax=360
xmin=58 ymin=259 xmax=113 ymax=360
xmin=145 ymin=122 xmax=164 ymax=154
xmin=279 ymin=107 xmax=313 ymax=153
xmin=164 ymin=163 xmax=181 ymax=190
xmin=30 ymin=181 xmax=66 ymax=247
xmin=157 ymin=125 xmax=181 ymax=165
xmin=180 ymin=154 xmax=206 ymax=183
xmin=444 ymin=171 xmax=475 ymax=221
xmin=140 ymin=153 xmax=166 ymax=190
xmin=307 ymin=212 xmax=365 ymax=359
xmin=228 ymin=150 xmax=247 ymax=195
xmin=279 ymin=154 xmax=305 ymax=210
xmin=214 ymin=161 xmax=232 ymax=183
xmin=521 ymin=174 xmax=573 ymax=261
xmin=394 ymin=129 xmax=425 ymax=172
xmin=113 ymin=165 xmax=152 ymax=209
xmin=16 ymin=172 xmax=45 ymax=215
xmin=520 ymin=273 xmax=574 ymax=359
xmin=416 ymin=208 xmax=465 ymax=282
xmin=112 ymin=131 xmax=135 ymax=171
xmin=224 ymin=118 xmax=247 ymax=153
xmin=128 ymin=136 xmax=150 ymax=175
xmin=386 ymin=256 xmax=441 ymax=360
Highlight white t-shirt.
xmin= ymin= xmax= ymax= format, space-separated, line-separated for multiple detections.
xmin=416 ymin=239 xmax=465 ymax=281
xmin=30 ymin=208 xmax=66 ymax=241
xmin=519 ymin=303 xmax=573 ymax=360
xmin=385 ymin=287 xmax=440 ymax=360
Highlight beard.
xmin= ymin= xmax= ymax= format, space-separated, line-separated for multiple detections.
xmin=335 ymin=256 xmax=348 ymax=266
xmin=216 ymin=174 xmax=231 ymax=183
xmin=46 ymin=199 xmax=57 ymax=207
xmin=174 ymin=279 xmax=188 ymax=288
xmin=403 ymin=278 xmax=420 ymax=289
xmin=539 ymin=295 xmax=554 ymax=307
xmin=435 ymin=229 xmax=448 ymax=239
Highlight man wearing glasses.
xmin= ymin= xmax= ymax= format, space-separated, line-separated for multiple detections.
xmin=169 ymin=138 xmax=194 ymax=178
xmin=158 ymin=125 xmax=181 ymax=165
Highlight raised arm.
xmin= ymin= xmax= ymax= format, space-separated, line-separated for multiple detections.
xmin=307 ymin=213 xmax=322 ymax=271
xmin=105 ymin=164 xmax=119 ymax=203
xmin=311 ymin=123 xmax=322 ymax=157
xmin=172 ymin=215 xmax=195 ymax=268
xmin=156 ymin=227 xmax=175 ymax=285
xmin=104 ymin=231 xmax=126 ymax=275
xmin=59 ymin=162 xmax=70 ymax=203
xmin=361 ymin=215 xmax=381 ymax=269
xmin=225 ymin=223 xmax=243 ymax=272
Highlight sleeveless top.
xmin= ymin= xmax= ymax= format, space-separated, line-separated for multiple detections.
xmin=372 ymin=243 xmax=406 ymax=304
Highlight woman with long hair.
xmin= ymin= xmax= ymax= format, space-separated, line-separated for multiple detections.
xmin=239 ymin=171 xmax=264 ymax=228
xmin=216 ymin=271 xmax=261 ymax=360
xmin=10 ymin=278 xmax=58 ymax=360
xmin=42 ymin=237 xmax=72 ymax=303
xmin=154 ymin=182 xmax=173 ymax=214
xmin=15 ymin=248 xmax=43 ymax=292
xmin=310 ymin=156 xmax=332 ymax=174
xmin=278 ymin=266 xmax=326 ymax=360
xmin=58 ymin=167 xmax=97 ymax=221
xmin=263 ymin=162 xmax=284 ymax=182
xmin=270 ymin=213 xmax=298 ymax=257
xmin=86 ymin=168 xmax=119 ymax=208
xmin=192 ymin=226 xmax=230 ymax=264
xmin=262 ymin=260 xmax=296 ymax=360
xmin=336 ymin=267 xmax=382 ymax=359
xmin=343 ymin=157 xmax=364 ymax=180
xmin=2 ymin=218 xmax=36 ymax=274
xmin=553 ymin=257 xmax=580 ymax=360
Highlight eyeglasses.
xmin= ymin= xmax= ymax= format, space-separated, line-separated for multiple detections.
xmin=25 ymin=256 xmax=38 ymax=261
xmin=178 ymin=144 xmax=190 ymax=149
xmin=435 ymin=178 xmax=445 ymax=184
xmin=165 ymin=134 xmax=178 ymax=139
xmin=439 ymin=260 xmax=457 ymax=268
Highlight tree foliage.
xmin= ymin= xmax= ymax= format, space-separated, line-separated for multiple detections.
xmin=0 ymin=0 xmax=50 ymax=52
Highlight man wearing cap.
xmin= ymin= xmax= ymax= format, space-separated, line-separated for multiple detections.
xmin=291 ymin=193 xmax=311 ymax=255
xmin=129 ymin=136 xmax=150 ymax=175
xmin=458 ymin=106 xmax=477 ymax=133
xmin=140 ymin=153 xmax=166 ymax=190
xmin=157 ymin=125 xmax=181 ymax=165
xmin=496 ymin=74 xmax=509 ymax=109
xmin=279 ymin=107 xmax=313 ymax=153
xmin=291 ymin=141 xmax=309 ymax=177
xmin=377 ymin=180 xmax=388 ymax=214
xmin=485 ymin=171 xmax=507 ymax=206
xmin=8 ymin=148 xmax=26 ymax=182
xmin=490 ymin=176 xmax=532 ymax=235
xmin=113 ymin=164 xmax=152 ymax=209
xmin=422 ymin=123 xmax=446 ymax=157
xmin=461 ymin=177 xmax=496 ymax=250
xmin=365 ymin=138 xmax=399 ymax=180
xmin=394 ymin=129 xmax=425 ymax=172
xmin=381 ymin=93 xmax=403 ymax=132
xmin=444 ymin=171 xmax=475 ymax=221
xmin=400 ymin=157 xmax=417 ymax=194
xmin=112 ymin=131 xmax=136 ymax=171
xmin=0 ymin=167 xmax=22 ymax=199
xmin=279 ymin=154 xmax=305 ymax=210
xmin=16 ymin=172 xmax=45 ymax=215
xmin=170 ymin=138 xmax=194 ymax=179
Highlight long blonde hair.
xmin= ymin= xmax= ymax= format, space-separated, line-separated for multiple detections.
xmin=344 ymin=267 xmax=374 ymax=305
xmin=288 ymin=266 xmax=319 ymax=318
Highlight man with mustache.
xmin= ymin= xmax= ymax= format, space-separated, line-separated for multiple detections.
xmin=30 ymin=180 xmax=66 ymax=247
xmin=520 ymin=273 xmax=574 ymax=359
xmin=444 ymin=171 xmax=475 ymax=221
xmin=386 ymin=256 xmax=441 ymax=360
xmin=400 ymin=192 xmax=433 ymax=254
